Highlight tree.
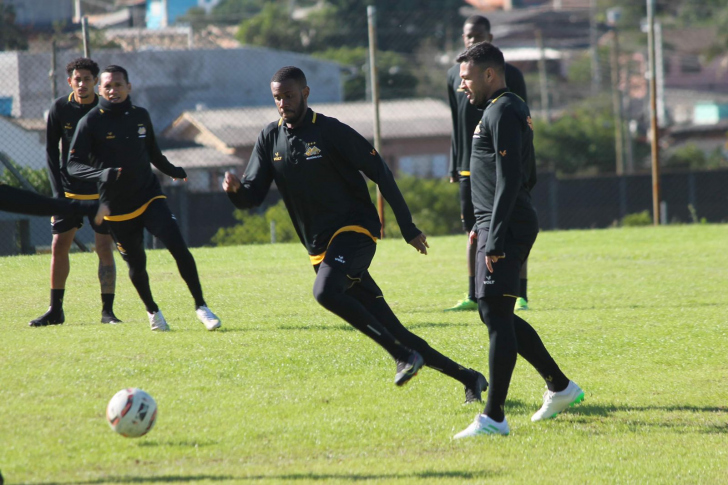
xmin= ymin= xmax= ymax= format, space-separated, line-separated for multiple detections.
xmin=236 ymin=2 xmax=304 ymax=52
xmin=313 ymin=46 xmax=418 ymax=100
xmin=0 ymin=4 xmax=28 ymax=51
xmin=0 ymin=159 xmax=52 ymax=196
xmin=533 ymin=96 xmax=650 ymax=175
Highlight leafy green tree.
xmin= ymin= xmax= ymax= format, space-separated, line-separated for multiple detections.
xmin=236 ymin=2 xmax=304 ymax=51
xmin=533 ymin=96 xmax=619 ymax=175
xmin=209 ymin=0 xmax=268 ymax=24
xmin=0 ymin=4 xmax=28 ymax=51
xmin=212 ymin=199 xmax=297 ymax=246
xmin=664 ymin=144 xmax=728 ymax=170
xmin=313 ymin=46 xmax=418 ymax=100
xmin=0 ymin=159 xmax=52 ymax=196
xmin=367 ymin=176 xmax=460 ymax=238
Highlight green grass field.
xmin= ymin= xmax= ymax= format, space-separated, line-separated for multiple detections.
xmin=1 ymin=225 xmax=727 ymax=484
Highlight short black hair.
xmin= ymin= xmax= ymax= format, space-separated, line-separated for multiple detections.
xmin=456 ymin=41 xmax=505 ymax=75
xmin=101 ymin=65 xmax=129 ymax=83
xmin=66 ymin=57 xmax=99 ymax=77
xmin=271 ymin=66 xmax=307 ymax=88
xmin=464 ymin=15 xmax=491 ymax=33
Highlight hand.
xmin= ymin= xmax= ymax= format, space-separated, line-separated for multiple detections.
xmin=468 ymin=230 xmax=477 ymax=245
xmin=485 ymin=254 xmax=503 ymax=274
xmin=450 ymin=174 xmax=459 ymax=183
xmin=223 ymin=171 xmax=241 ymax=193
xmin=94 ymin=202 xmax=110 ymax=226
xmin=171 ymin=166 xmax=187 ymax=181
xmin=408 ymin=232 xmax=429 ymax=255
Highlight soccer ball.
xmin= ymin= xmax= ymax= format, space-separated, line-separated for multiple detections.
xmin=106 ymin=388 xmax=157 ymax=438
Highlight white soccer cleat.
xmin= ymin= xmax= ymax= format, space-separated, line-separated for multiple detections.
xmin=531 ymin=380 xmax=584 ymax=422
xmin=195 ymin=305 xmax=221 ymax=331
xmin=148 ymin=310 xmax=169 ymax=332
xmin=453 ymin=414 xmax=510 ymax=439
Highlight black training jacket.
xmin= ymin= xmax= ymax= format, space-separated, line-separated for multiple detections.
xmin=46 ymin=93 xmax=99 ymax=198
xmin=470 ymin=88 xmax=538 ymax=256
xmin=67 ymin=97 xmax=180 ymax=218
xmin=227 ymin=108 xmax=421 ymax=257
xmin=447 ymin=62 xmax=527 ymax=178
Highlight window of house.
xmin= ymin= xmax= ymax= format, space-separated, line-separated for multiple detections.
xmin=398 ymin=154 xmax=448 ymax=178
xmin=680 ymin=55 xmax=701 ymax=73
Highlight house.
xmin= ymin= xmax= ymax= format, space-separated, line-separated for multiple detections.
xmin=3 ymin=0 xmax=73 ymax=28
xmin=146 ymin=0 xmax=220 ymax=29
xmin=0 ymin=46 xmax=343 ymax=131
xmin=0 ymin=116 xmax=45 ymax=170
xmin=162 ymin=98 xmax=453 ymax=179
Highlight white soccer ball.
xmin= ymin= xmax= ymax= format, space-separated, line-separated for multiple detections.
xmin=106 ymin=388 xmax=157 ymax=438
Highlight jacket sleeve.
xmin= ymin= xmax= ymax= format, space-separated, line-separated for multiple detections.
xmin=45 ymin=103 xmax=64 ymax=198
xmin=486 ymin=106 xmax=523 ymax=256
xmin=332 ymin=122 xmax=421 ymax=243
xmin=447 ymin=69 xmax=459 ymax=178
xmin=227 ymin=131 xmax=274 ymax=209
xmin=66 ymin=115 xmax=108 ymax=182
xmin=144 ymin=112 xmax=179 ymax=177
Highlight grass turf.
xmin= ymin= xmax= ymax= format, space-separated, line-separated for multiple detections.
xmin=1 ymin=225 xmax=727 ymax=484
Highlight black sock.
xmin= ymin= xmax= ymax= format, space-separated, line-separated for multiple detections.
xmin=520 ymin=279 xmax=528 ymax=301
xmin=468 ymin=276 xmax=476 ymax=302
xmin=50 ymin=289 xmax=65 ymax=312
xmin=101 ymin=293 xmax=115 ymax=314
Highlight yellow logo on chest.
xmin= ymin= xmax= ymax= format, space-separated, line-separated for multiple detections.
xmin=305 ymin=144 xmax=321 ymax=158
xmin=273 ymin=152 xmax=282 ymax=161
xmin=106 ymin=132 xmax=115 ymax=139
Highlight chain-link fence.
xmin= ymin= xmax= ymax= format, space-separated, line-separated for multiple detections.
xmin=1 ymin=1 xmax=727 ymax=255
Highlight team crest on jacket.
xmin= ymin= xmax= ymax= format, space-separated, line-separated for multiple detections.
xmin=305 ymin=143 xmax=322 ymax=159
xmin=138 ymin=125 xmax=147 ymax=138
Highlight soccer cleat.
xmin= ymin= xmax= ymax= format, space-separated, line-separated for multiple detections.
xmin=29 ymin=307 xmax=65 ymax=327
xmin=195 ymin=305 xmax=221 ymax=331
xmin=444 ymin=295 xmax=478 ymax=312
xmin=515 ymin=297 xmax=529 ymax=311
xmin=101 ymin=311 xmax=123 ymax=324
xmin=454 ymin=414 xmax=510 ymax=439
xmin=394 ymin=350 xmax=424 ymax=386
xmin=464 ymin=370 xmax=488 ymax=404
xmin=531 ymin=380 xmax=584 ymax=422
xmin=148 ymin=310 xmax=169 ymax=332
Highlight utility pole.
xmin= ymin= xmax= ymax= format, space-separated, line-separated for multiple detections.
xmin=589 ymin=0 xmax=601 ymax=96
xmin=646 ymin=0 xmax=661 ymax=225
xmin=535 ymin=29 xmax=550 ymax=120
xmin=367 ymin=6 xmax=384 ymax=237
xmin=607 ymin=9 xmax=624 ymax=175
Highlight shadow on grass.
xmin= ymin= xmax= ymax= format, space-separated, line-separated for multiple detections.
xmin=559 ymin=403 xmax=727 ymax=434
xmin=571 ymin=403 xmax=726 ymax=417
xmin=45 ymin=469 xmax=499 ymax=484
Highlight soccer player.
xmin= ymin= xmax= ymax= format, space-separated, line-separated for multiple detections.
xmin=31 ymin=57 xmax=120 ymax=327
xmin=453 ymin=43 xmax=583 ymax=438
xmin=445 ymin=15 xmax=531 ymax=312
xmin=0 ymin=184 xmax=108 ymax=222
xmin=67 ymin=65 xmax=221 ymax=332
xmin=223 ymin=66 xmax=487 ymax=400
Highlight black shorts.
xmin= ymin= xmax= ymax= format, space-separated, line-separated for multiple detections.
xmin=52 ymin=213 xmax=109 ymax=235
xmin=459 ymin=176 xmax=476 ymax=232
xmin=106 ymin=198 xmax=176 ymax=259
xmin=313 ymin=231 xmax=382 ymax=295
xmin=474 ymin=227 xmax=536 ymax=299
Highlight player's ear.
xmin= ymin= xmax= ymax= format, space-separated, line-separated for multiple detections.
xmin=302 ymin=86 xmax=310 ymax=101
xmin=67 ymin=77 xmax=73 ymax=88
